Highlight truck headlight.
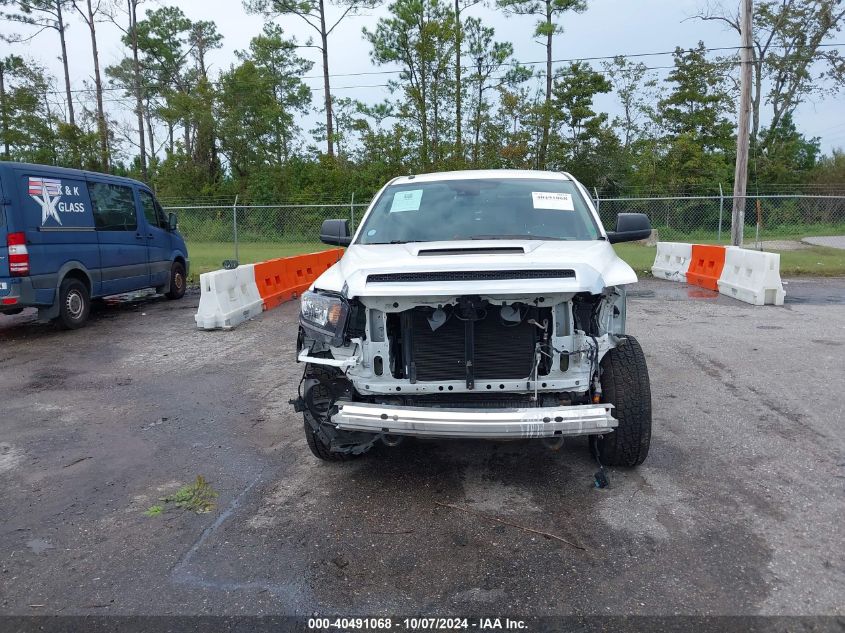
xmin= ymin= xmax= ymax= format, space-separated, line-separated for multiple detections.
xmin=300 ymin=290 xmax=350 ymax=346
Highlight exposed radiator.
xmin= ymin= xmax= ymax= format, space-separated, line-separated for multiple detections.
xmin=405 ymin=306 xmax=537 ymax=383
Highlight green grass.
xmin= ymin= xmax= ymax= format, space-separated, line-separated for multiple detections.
xmin=613 ymin=244 xmax=661 ymax=276
xmin=187 ymin=241 xmax=334 ymax=280
xmin=652 ymin=222 xmax=845 ymax=244
xmin=185 ymin=240 xmax=845 ymax=282
xmin=614 ymin=243 xmax=845 ymax=277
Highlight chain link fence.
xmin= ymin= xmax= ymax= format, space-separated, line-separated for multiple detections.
xmin=593 ymin=194 xmax=845 ymax=245
xmin=168 ymin=201 xmax=368 ymax=244
xmin=163 ymin=193 xmax=845 ymax=275
xmin=163 ymin=200 xmax=368 ymax=276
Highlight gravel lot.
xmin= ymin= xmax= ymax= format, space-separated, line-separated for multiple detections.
xmin=1 ymin=278 xmax=843 ymax=617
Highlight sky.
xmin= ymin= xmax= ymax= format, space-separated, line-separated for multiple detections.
xmin=5 ymin=0 xmax=845 ymax=154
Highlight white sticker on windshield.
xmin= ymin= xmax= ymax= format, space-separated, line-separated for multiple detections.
xmin=390 ymin=189 xmax=423 ymax=212
xmin=532 ymin=192 xmax=574 ymax=211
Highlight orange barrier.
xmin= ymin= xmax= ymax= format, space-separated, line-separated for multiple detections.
xmin=686 ymin=244 xmax=726 ymax=291
xmin=253 ymin=258 xmax=293 ymax=310
xmin=254 ymin=248 xmax=344 ymax=311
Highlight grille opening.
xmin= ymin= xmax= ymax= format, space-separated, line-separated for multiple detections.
xmin=386 ymin=302 xmax=552 ymax=385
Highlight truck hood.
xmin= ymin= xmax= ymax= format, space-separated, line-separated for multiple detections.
xmin=313 ymin=239 xmax=638 ymax=298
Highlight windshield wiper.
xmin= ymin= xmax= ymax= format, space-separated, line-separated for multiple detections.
xmin=468 ymin=234 xmax=562 ymax=241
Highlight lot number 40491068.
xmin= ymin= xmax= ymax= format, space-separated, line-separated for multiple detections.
xmin=308 ymin=618 xmax=394 ymax=630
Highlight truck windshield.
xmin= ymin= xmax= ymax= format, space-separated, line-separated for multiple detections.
xmin=356 ymin=178 xmax=599 ymax=244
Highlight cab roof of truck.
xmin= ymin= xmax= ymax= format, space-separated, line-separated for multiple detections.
xmin=388 ymin=169 xmax=573 ymax=186
xmin=0 ymin=161 xmax=147 ymax=189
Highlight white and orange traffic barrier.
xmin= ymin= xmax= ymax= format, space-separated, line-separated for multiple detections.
xmin=651 ymin=242 xmax=785 ymax=305
xmin=195 ymin=248 xmax=344 ymax=330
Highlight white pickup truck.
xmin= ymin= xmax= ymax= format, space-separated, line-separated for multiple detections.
xmin=292 ymin=169 xmax=653 ymax=468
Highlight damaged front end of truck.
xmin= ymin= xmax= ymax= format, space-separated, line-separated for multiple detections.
xmin=291 ymin=171 xmax=653 ymax=468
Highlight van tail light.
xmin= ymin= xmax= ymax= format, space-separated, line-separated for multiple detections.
xmin=7 ymin=232 xmax=30 ymax=276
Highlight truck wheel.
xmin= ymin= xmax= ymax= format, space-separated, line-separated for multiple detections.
xmin=302 ymin=363 xmax=362 ymax=462
xmin=304 ymin=419 xmax=357 ymax=462
xmin=58 ymin=278 xmax=90 ymax=330
xmin=591 ymin=335 xmax=652 ymax=467
xmin=165 ymin=262 xmax=186 ymax=300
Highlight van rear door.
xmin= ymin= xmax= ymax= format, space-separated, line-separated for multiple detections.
xmin=87 ymin=176 xmax=150 ymax=295
xmin=0 ymin=166 xmax=9 ymax=278
xmin=19 ymin=166 xmax=98 ymax=292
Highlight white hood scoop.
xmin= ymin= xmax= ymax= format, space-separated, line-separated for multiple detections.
xmin=417 ymin=246 xmax=526 ymax=256
xmin=366 ymin=269 xmax=576 ymax=283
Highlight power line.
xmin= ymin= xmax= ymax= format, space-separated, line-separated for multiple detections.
xmin=34 ymin=42 xmax=845 ymax=96
xmin=451 ymin=42 xmax=845 ymax=75
xmin=295 ymin=41 xmax=845 ymax=79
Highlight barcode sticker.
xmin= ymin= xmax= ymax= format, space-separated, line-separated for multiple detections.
xmin=532 ymin=192 xmax=574 ymax=211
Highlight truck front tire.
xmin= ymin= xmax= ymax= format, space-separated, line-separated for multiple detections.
xmin=591 ymin=335 xmax=652 ymax=467
xmin=57 ymin=278 xmax=90 ymax=330
xmin=304 ymin=418 xmax=357 ymax=462
xmin=302 ymin=363 xmax=365 ymax=462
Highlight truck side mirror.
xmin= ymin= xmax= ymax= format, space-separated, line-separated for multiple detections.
xmin=320 ymin=219 xmax=352 ymax=246
xmin=606 ymin=213 xmax=652 ymax=244
xmin=168 ymin=212 xmax=178 ymax=231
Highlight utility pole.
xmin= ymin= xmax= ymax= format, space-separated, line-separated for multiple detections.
xmin=731 ymin=0 xmax=753 ymax=247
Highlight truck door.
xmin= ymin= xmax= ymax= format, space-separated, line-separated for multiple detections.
xmin=87 ymin=178 xmax=150 ymax=295
xmin=137 ymin=188 xmax=171 ymax=288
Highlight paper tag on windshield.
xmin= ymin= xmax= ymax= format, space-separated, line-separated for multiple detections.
xmin=390 ymin=189 xmax=423 ymax=212
xmin=532 ymin=192 xmax=574 ymax=211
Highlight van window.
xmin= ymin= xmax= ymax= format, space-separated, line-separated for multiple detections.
xmin=154 ymin=197 xmax=170 ymax=228
xmin=139 ymin=190 xmax=168 ymax=229
xmin=89 ymin=182 xmax=138 ymax=231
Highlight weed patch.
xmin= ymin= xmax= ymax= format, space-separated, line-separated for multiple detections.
xmin=144 ymin=476 xmax=218 ymax=517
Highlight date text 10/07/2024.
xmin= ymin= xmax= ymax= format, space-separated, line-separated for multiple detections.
xmin=307 ymin=618 xmax=528 ymax=630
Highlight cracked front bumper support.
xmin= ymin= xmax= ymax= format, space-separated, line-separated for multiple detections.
xmin=332 ymin=402 xmax=617 ymax=439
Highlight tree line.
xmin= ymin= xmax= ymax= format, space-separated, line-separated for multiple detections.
xmin=0 ymin=0 xmax=843 ymax=203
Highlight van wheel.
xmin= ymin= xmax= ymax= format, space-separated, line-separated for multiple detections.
xmin=58 ymin=278 xmax=90 ymax=329
xmin=165 ymin=262 xmax=186 ymax=300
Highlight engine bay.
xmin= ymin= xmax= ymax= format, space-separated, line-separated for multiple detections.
xmin=298 ymin=289 xmax=627 ymax=403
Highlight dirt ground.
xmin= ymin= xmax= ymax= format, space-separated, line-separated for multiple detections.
xmin=1 ymin=279 xmax=843 ymax=618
